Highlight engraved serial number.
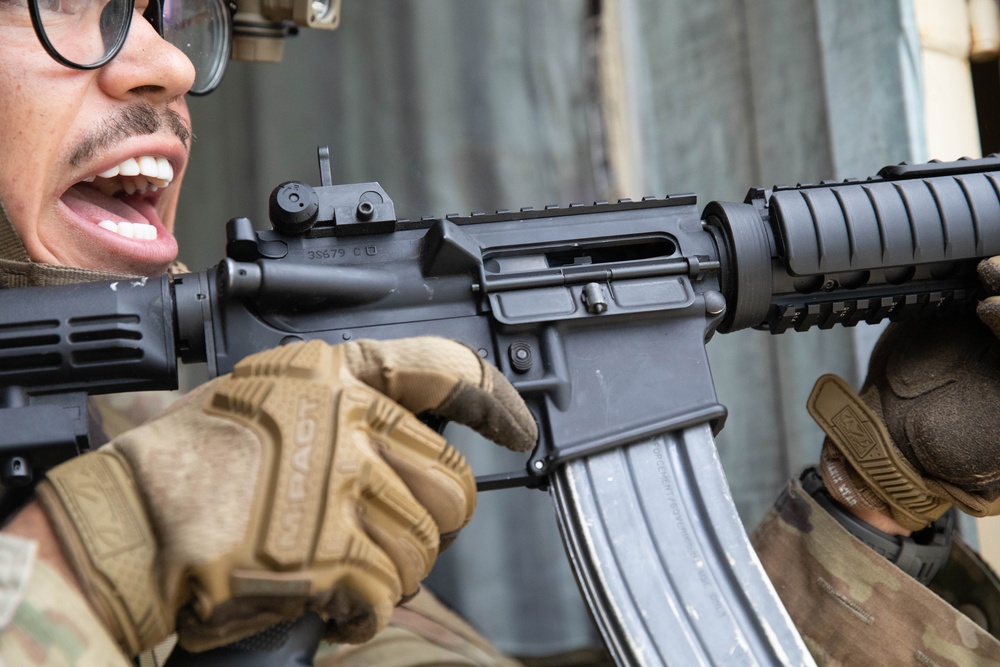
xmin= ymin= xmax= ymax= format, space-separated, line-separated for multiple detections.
xmin=306 ymin=246 xmax=379 ymax=261
xmin=307 ymin=248 xmax=347 ymax=260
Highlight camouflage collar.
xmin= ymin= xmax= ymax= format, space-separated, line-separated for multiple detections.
xmin=0 ymin=200 xmax=150 ymax=288
xmin=799 ymin=467 xmax=954 ymax=586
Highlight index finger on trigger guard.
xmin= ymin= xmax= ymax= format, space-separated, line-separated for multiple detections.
xmin=344 ymin=337 xmax=538 ymax=452
xmin=436 ymin=359 xmax=537 ymax=453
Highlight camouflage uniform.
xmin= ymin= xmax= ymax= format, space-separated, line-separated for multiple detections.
xmin=315 ymin=588 xmax=523 ymax=667
xmin=0 ymin=549 xmax=522 ymax=667
xmin=0 ymin=543 xmax=132 ymax=667
xmin=752 ymin=473 xmax=1000 ymax=666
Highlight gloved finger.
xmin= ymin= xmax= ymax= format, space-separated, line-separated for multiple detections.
xmin=178 ymin=586 xmax=384 ymax=650
xmin=321 ymin=586 xmax=383 ymax=644
xmin=354 ymin=445 xmax=440 ymax=597
xmin=344 ymin=337 xmax=538 ymax=452
xmin=343 ymin=384 xmax=476 ymax=537
xmin=313 ymin=533 xmax=399 ymax=645
xmin=978 ymin=256 xmax=1000 ymax=293
xmin=976 ymin=295 xmax=1000 ymax=340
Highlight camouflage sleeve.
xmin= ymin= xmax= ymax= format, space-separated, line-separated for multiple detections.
xmin=0 ymin=534 xmax=131 ymax=667
xmin=315 ymin=587 xmax=524 ymax=667
xmin=751 ymin=474 xmax=1000 ymax=667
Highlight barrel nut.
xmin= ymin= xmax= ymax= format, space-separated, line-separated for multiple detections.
xmin=508 ymin=341 xmax=533 ymax=373
xmin=581 ymin=282 xmax=608 ymax=314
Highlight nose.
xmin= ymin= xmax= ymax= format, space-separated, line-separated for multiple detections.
xmin=97 ymin=8 xmax=196 ymax=102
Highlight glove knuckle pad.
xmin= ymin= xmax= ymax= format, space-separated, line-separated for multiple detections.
xmin=357 ymin=463 xmax=438 ymax=591
xmin=366 ymin=413 xmax=475 ymax=534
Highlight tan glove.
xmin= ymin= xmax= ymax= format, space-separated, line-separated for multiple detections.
xmin=977 ymin=256 xmax=1000 ymax=337
xmin=809 ymin=312 xmax=1000 ymax=533
xmin=34 ymin=337 xmax=537 ymax=655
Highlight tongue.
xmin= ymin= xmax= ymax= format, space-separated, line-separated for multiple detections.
xmin=62 ymin=183 xmax=156 ymax=226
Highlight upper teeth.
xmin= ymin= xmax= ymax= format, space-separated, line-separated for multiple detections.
xmin=93 ymin=155 xmax=174 ymax=192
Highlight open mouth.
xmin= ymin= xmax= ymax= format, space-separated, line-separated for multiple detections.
xmin=62 ymin=155 xmax=175 ymax=241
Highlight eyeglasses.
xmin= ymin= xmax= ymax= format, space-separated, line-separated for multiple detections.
xmin=28 ymin=0 xmax=232 ymax=95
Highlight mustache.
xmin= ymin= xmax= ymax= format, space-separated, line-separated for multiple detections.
xmin=69 ymin=103 xmax=191 ymax=168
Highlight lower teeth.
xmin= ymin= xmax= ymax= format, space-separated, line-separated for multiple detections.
xmin=98 ymin=220 xmax=157 ymax=240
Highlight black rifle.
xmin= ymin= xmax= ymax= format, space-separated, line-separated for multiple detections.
xmin=2 ymin=151 xmax=998 ymax=666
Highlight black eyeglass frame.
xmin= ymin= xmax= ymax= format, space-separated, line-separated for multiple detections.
xmin=27 ymin=0 xmax=231 ymax=95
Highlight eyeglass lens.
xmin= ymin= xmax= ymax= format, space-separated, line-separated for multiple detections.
xmin=162 ymin=0 xmax=230 ymax=94
xmin=35 ymin=0 xmax=131 ymax=67
xmin=33 ymin=0 xmax=230 ymax=94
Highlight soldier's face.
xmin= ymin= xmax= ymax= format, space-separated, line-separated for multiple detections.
xmin=0 ymin=0 xmax=195 ymax=276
